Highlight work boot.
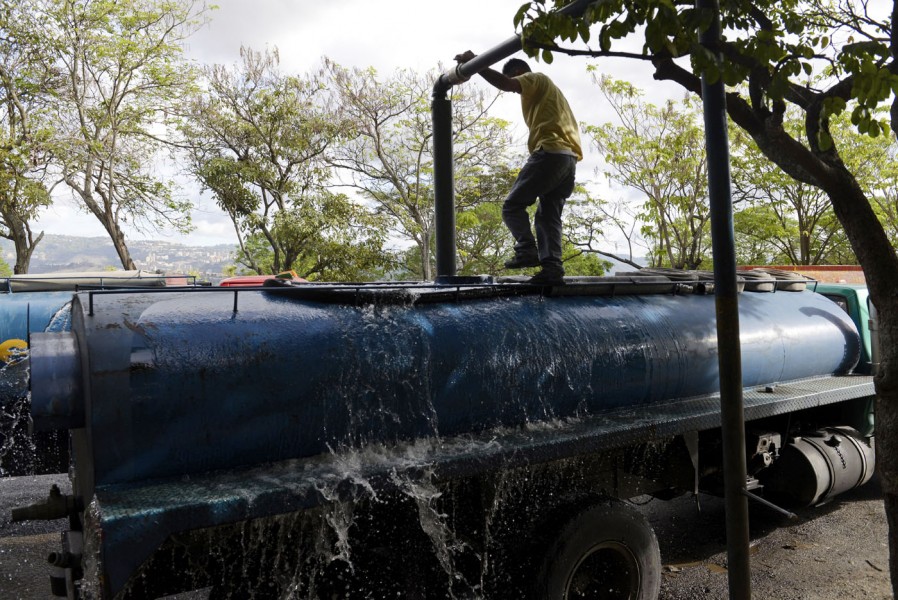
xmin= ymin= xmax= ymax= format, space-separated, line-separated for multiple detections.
xmin=528 ymin=269 xmax=565 ymax=286
xmin=504 ymin=252 xmax=540 ymax=269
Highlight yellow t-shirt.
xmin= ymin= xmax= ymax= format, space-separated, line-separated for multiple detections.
xmin=516 ymin=72 xmax=583 ymax=161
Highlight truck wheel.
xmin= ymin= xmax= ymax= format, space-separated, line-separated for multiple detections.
xmin=536 ymin=499 xmax=661 ymax=600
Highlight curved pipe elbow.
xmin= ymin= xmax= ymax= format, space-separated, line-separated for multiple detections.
xmin=432 ymin=74 xmax=453 ymax=99
xmin=433 ymin=64 xmax=469 ymax=99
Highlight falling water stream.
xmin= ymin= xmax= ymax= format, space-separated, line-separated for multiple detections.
xmin=0 ymin=301 xmax=71 ymax=476
xmin=0 ymin=351 xmax=33 ymax=476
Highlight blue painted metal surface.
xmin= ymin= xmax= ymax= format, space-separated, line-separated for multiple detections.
xmin=90 ymin=368 xmax=876 ymax=596
xmin=59 ymin=285 xmax=861 ymax=488
xmin=0 ymin=290 xmax=73 ymax=349
xmin=813 ymin=283 xmax=872 ymax=371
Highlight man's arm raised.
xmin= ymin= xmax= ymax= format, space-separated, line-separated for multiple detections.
xmin=453 ymin=51 xmax=522 ymax=94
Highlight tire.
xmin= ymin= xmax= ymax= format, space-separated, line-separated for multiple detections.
xmin=536 ymin=498 xmax=661 ymax=600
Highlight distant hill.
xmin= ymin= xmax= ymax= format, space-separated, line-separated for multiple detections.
xmin=0 ymin=234 xmax=646 ymax=279
xmin=0 ymin=235 xmax=236 ymax=277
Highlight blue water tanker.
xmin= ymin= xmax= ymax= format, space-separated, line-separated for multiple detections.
xmin=33 ymin=278 xmax=859 ymax=485
xmin=19 ymin=273 xmax=877 ymax=599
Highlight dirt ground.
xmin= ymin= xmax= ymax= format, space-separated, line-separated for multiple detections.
xmin=0 ymin=473 xmax=892 ymax=599
xmin=645 ymin=475 xmax=892 ymax=600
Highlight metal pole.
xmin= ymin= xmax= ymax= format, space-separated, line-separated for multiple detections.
xmin=698 ymin=0 xmax=752 ymax=596
xmin=432 ymin=93 xmax=457 ymax=277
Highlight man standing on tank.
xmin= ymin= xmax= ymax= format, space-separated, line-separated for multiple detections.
xmin=454 ymin=51 xmax=582 ymax=286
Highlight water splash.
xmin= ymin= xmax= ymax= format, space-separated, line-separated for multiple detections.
xmin=46 ymin=301 xmax=73 ymax=332
xmin=390 ymin=468 xmax=479 ymax=599
xmin=79 ymin=498 xmax=104 ymax=600
xmin=0 ymin=352 xmax=34 ymax=477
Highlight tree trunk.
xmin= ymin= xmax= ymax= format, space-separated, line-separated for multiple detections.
xmin=420 ymin=230 xmax=433 ymax=281
xmin=107 ymin=224 xmax=137 ymax=271
xmin=68 ymin=181 xmax=138 ymax=271
xmin=5 ymin=214 xmax=42 ymax=274
xmin=870 ymin=299 xmax=898 ymax=598
xmin=822 ymin=170 xmax=898 ymax=597
xmin=878 ymin=397 xmax=898 ymax=592
xmin=12 ymin=232 xmax=39 ymax=274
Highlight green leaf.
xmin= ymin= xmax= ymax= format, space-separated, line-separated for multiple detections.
xmin=578 ymin=20 xmax=591 ymax=43
xmin=868 ymin=121 xmax=881 ymax=138
xmin=599 ymin=28 xmax=611 ymax=52
xmin=514 ymin=4 xmax=529 ymax=28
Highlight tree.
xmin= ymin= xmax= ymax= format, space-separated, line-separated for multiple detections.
xmin=0 ymin=0 xmax=54 ymax=273
xmin=326 ymin=61 xmax=517 ymax=281
xmin=839 ymin=113 xmax=898 ymax=244
xmin=453 ymin=178 xmax=612 ymax=277
xmin=182 ymin=48 xmax=392 ymax=281
xmin=568 ymin=193 xmax=647 ymax=268
xmin=730 ymin=121 xmax=852 ymax=265
xmin=454 ymin=160 xmax=525 ymax=276
xmin=518 ymin=0 xmax=898 ymax=590
xmin=583 ymin=76 xmax=712 ymax=269
xmin=41 ymin=0 xmax=206 ymax=270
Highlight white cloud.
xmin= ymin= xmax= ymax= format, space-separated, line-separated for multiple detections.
xmin=36 ymin=196 xmax=108 ymax=238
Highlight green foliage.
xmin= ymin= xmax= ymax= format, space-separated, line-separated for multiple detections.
xmin=518 ymin=0 xmax=894 ymax=151
xmin=37 ymin=0 xmax=209 ymax=268
xmin=455 ymin=197 xmax=513 ymax=276
xmin=583 ymin=77 xmax=711 ymax=269
xmin=839 ymin=113 xmax=898 ymax=245
xmin=729 ymin=117 xmax=853 ymax=265
xmin=454 ymin=162 xmax=522 ymax=276
xmin=326 ymin=61 xmax=519 ymax=280
xmin=182 ymin=49 xmax=394 ymax=281
xmin=0 ymin=0 xmax=56 ymax=272
xmin=561 ymin=241 xmax=611 ymax=275
xmin=0 ymin=257 xmax=12 ymax=278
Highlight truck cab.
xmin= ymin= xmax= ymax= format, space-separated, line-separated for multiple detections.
xmin=812 ymin=282 xmax=877 ymax=438
xmin=813 ymin=283 xmax=876 ymax=375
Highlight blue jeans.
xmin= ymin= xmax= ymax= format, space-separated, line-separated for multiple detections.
xmin=503 ymin=150 xmax=577 ymax=272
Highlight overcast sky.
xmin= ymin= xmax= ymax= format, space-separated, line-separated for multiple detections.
xmin=37 ymin=0 xmax=683 ymax=247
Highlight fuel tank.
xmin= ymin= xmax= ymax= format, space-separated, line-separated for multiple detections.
xmin=30 ymin=280 xmax=862 ymax=488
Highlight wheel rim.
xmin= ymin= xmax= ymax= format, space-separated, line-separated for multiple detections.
xmin=563 ymin=540 xmax=641 ymax=600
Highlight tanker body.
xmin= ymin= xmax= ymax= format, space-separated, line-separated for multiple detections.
xmin=0 ymin=271 xmax=186 ymax=476
xmin=15 ymin=274 xmax=877 ymax=599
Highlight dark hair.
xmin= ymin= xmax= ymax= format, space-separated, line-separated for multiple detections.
xmin=502 ymin=58 xmax=531 ymax=76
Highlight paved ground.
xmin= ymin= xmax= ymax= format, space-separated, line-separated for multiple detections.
xmin=0 ymin=473 xmax=891 ymax=599
xmin=0 ymin=473 xmax=70 ymax=600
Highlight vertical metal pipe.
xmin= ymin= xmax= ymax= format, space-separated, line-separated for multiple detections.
xmin=432 ymin=92 xmax=456 ymax=278
xmin=697 ymin=0 xmax=752 ymax=597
